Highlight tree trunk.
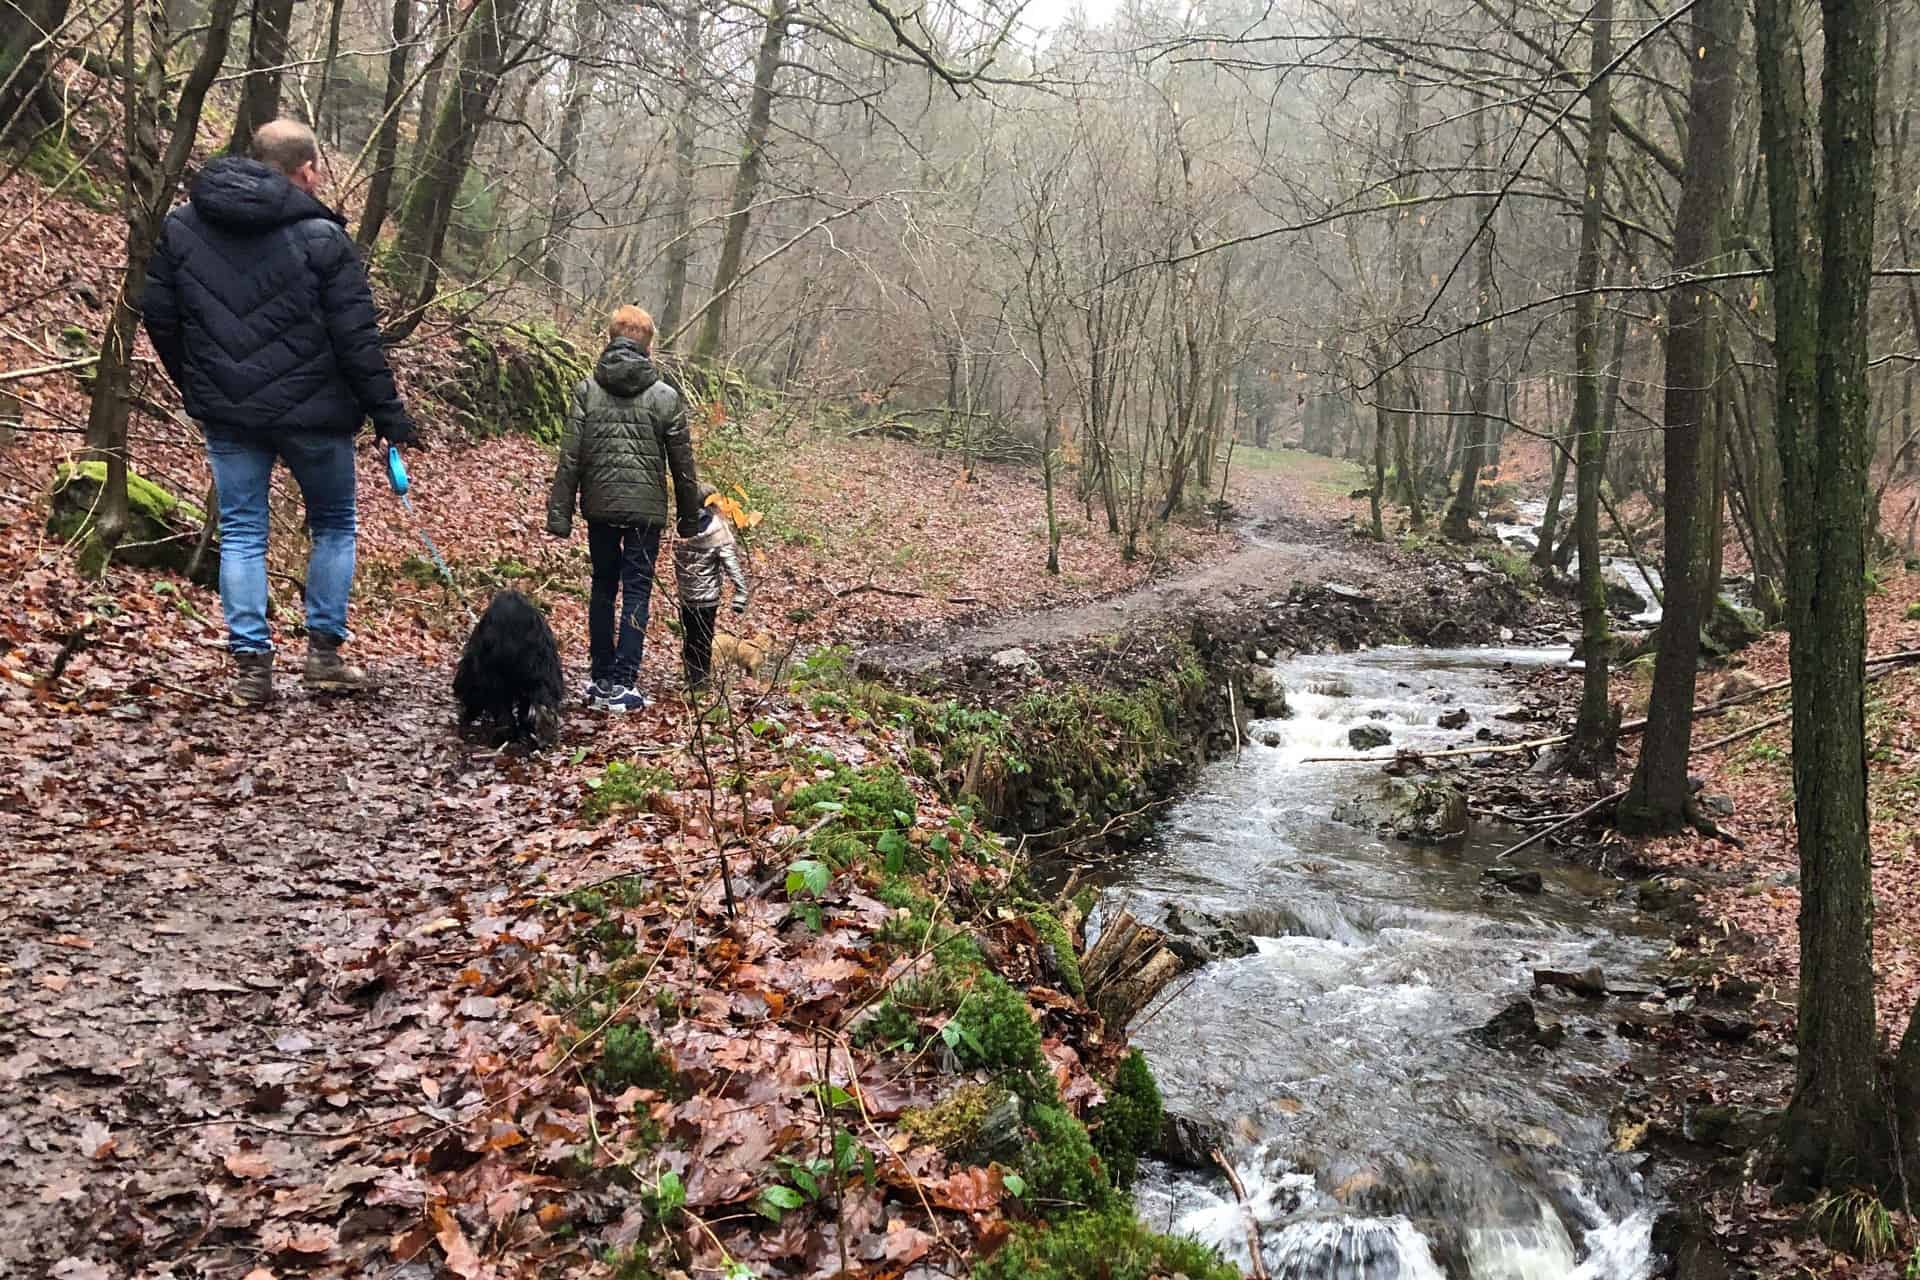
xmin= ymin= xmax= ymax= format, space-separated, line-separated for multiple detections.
xmin=1757 ymin=0 xmax=1887 ymax=1195
xmin=657 ymin=2 xmax=703 ymax=337
xmin=1533 ymin=411 xmax=1573 ymax=571
xmin=1370 ymin=366 xmax=1388 ymax=541
xmin=390 ymin=0 xmax=521 ymax=328
xmin=1618 ymin=0 xmax=1739 ymax=832
xmin=227 ymin=0 xmax=295 ymax=155
xmin=311 ymin=0 xmax=347 ymax=144
xmin=88 ymin=0 xmax=239 ymax=546
xmin=694 ymin=0 xmax=789 ymax=362
xmin=1569 ymin=0 xmax=1616 ymax=770
xmin=0 ymin=0 xmax=70 ymax=141
xmin=542 ymin=0 xmax=598 ymax=300
xmin=355 ymin=0 xmax=414 ymax=252
xmin=1442 ymin=196 xmax=1494 ymax=541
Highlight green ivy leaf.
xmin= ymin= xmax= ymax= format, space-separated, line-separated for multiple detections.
xmin=1002 ymin=1172 xmax=1028 ymax=1198
xmin=655 ymin=1170 xmax=686 ymax=1217
xmin=785 ymin=859 xmax=830 ymax=898
xmin=789 ymin=1167 xmax=819 ymax=1199
xmin=761 ymin=1184 xmax=806 ymax=1210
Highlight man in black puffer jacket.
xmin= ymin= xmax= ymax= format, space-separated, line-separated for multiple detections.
xmin=547 ymin=305 xmax=703 ymax=712
xmin=143 ymin=119 xmax=419 ymax=707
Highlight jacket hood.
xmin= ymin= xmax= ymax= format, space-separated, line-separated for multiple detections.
xmin=595 ymin=338 xmax=660 ymax=398
xmin=189 ymin=156 xmax=343 ymax=232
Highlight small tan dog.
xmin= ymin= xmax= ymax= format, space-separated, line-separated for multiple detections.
xmin=711 ymin=630 xmax=775 ymax=680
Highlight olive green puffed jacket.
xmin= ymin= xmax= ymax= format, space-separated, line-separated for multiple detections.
xmin=546 ymin=338 xmax=700 ymax=534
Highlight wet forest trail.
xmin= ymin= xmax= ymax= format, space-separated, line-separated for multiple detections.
xmin=1 ymin=656 xmax=580 ymax=1273
xmin=864 ymin=504 xmax=1382 ymax=672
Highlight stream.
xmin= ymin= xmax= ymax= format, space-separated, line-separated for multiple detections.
xmin=1099 ymin=645 xmax=1665 ymax=1280
xmin=1492 ymin=499 xmax=1663 ymax=627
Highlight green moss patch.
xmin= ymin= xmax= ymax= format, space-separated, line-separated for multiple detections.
xmin=975 ymin=1208 xmax=1241 ymax=1280
xmin=450 ymin=322 xmax=589 ymax=443
xmin=1088 ymin=1050 xmax=1161 ymax=1190
xmin=47 ymin=461 xmax=212 ymax=582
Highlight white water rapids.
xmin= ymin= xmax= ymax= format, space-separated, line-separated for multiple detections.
xmin=1101 ymin=646 xmax=1663 ymax=1280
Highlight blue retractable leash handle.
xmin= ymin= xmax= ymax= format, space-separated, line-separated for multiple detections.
xmin=387 ymin=445 xmax=473 ymax=618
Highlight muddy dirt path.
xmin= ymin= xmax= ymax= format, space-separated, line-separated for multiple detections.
xmin=865 ymin=508 xmax=1377 ymax=671
xmin=0 ymin=663 xmax=563 ymax=1276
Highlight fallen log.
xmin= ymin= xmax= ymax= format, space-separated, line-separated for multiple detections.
xmin=1081 ymin=910 xmax=1182 ymax=1029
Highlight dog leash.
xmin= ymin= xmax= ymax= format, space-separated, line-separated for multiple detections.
xmin=387 ymin=446 xmax=480 ymax=625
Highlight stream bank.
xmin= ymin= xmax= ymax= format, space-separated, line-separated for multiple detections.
xmin=864 ymin=534 xmax=1778 ymax=1279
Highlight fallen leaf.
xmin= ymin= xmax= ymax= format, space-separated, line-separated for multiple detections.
xmin=79 ymin=1121 xmax=114 ymax=1160
xmin=435 ymin=1208 xmax=481 ymax=1279
xmin=224 ymin=1149 xmax=273 ymax=1179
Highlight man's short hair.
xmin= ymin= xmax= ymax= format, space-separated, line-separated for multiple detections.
xmin=251 ymin=120 xmax=320 ymax=176
xmin=610 ymin=305 xmax=656 ymax=349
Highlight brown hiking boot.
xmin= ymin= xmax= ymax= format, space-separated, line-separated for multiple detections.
xmin=233 ymin=651 xmax=273 ymax=707
xmin=304 ymin=634 xmax=372 ymax=693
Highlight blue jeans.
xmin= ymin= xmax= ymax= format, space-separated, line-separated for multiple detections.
xmin=204 ymin=432 xmax=357 ymax=654
xmin=587 ymin=522 xmax=661 ymax=686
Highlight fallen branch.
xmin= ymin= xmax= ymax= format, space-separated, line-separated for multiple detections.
xmin=1493 ymin=789 xmax=1626 ymax=862
xmin=41 ymin=618 xmax=95 ymax=691
xmin=1211 ymin=1149 xmax=1269 ymax=1280
xmin=833 ymin=581 xmax=926 ymax=601
xmin=0 ymin=355 xmax=98 ymax=384
xmin=1691 ymin=710 xmax=1791 ymax=755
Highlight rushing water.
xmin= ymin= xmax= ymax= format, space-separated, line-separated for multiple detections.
xmin=1491 ymin=499 xmax=1663 ymax=626
xmin=1101 ymin=646 xmax=1663 ymax=1280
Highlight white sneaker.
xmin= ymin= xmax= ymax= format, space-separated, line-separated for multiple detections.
xmin=602 ymin=686 xmax=648 ymax=714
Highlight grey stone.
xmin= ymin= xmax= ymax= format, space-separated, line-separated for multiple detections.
xmin=1348 ymin=724 xmax=1393 ymax=751
xmin=1483 ymin=867 xmax=1545 ymax=895
xmin=1332 ymin=777 xmax=1470 ymax=845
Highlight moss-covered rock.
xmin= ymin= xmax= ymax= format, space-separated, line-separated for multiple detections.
xmin=974 ymin=1207 xmax=1241 ymax=1280
xmin=901 ymin=1084 xmax=1023 ymax=1163
xmin=1019 ymin=1102 xmax=1112 ymax=1210
xmin=1702 ymin=597 xmax=1766 ymax=657
xmin=47 ymin=461 xmax=213 ymax=583
xmin=449 ymin=323 xmax=590 ymax=444
xmin=1088 ymin=1051 xmax=1162 ymax=1190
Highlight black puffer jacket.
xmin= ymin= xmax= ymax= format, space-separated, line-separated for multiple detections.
xmin=546 ymin=339 xmax=701 ymax=534
xmin=141 ymin=157 xmax=411 ymax=439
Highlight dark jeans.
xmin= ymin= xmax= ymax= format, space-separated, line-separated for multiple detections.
xmin=681 ymin=603 xmax=717 ymax=689
xmin=587 ymin=522 xmax=661 ymax=686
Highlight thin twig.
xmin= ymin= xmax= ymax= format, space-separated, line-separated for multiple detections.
xmin=1493 ymin=789 xmax=1626 ymax=862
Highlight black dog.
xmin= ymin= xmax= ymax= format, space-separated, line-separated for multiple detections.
xmin=453 ymin=590 xmax=564 ymax=745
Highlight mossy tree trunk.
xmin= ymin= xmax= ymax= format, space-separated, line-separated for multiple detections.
xmin=1568 ymin=0 xmax=1616 ymax=772
xmin=1443 ymin=128 xmax=1496 ymax=544
xmin=693 ymin=0 xmax=788 ymax=362
xmin=1757 ymin=0 xmax=1888 ymax=1195
xmin=389 ymin=0 xmax=523 ymax=334
xmin=542 ymin=0 xmax=599 ymax=301
xmin=1619 ymin=0 xmax=1740 ymax=832
xmin=354 ymin=0 xmax=413 ymax=252
xmin=86 ymin=0 xmax=238 ymax=552
xmin=657 ymin=4 xmax=704 ymax=336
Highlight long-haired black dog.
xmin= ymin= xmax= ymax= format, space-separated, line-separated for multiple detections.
xmin=453 ymin=590 xmax=565 ymax=746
